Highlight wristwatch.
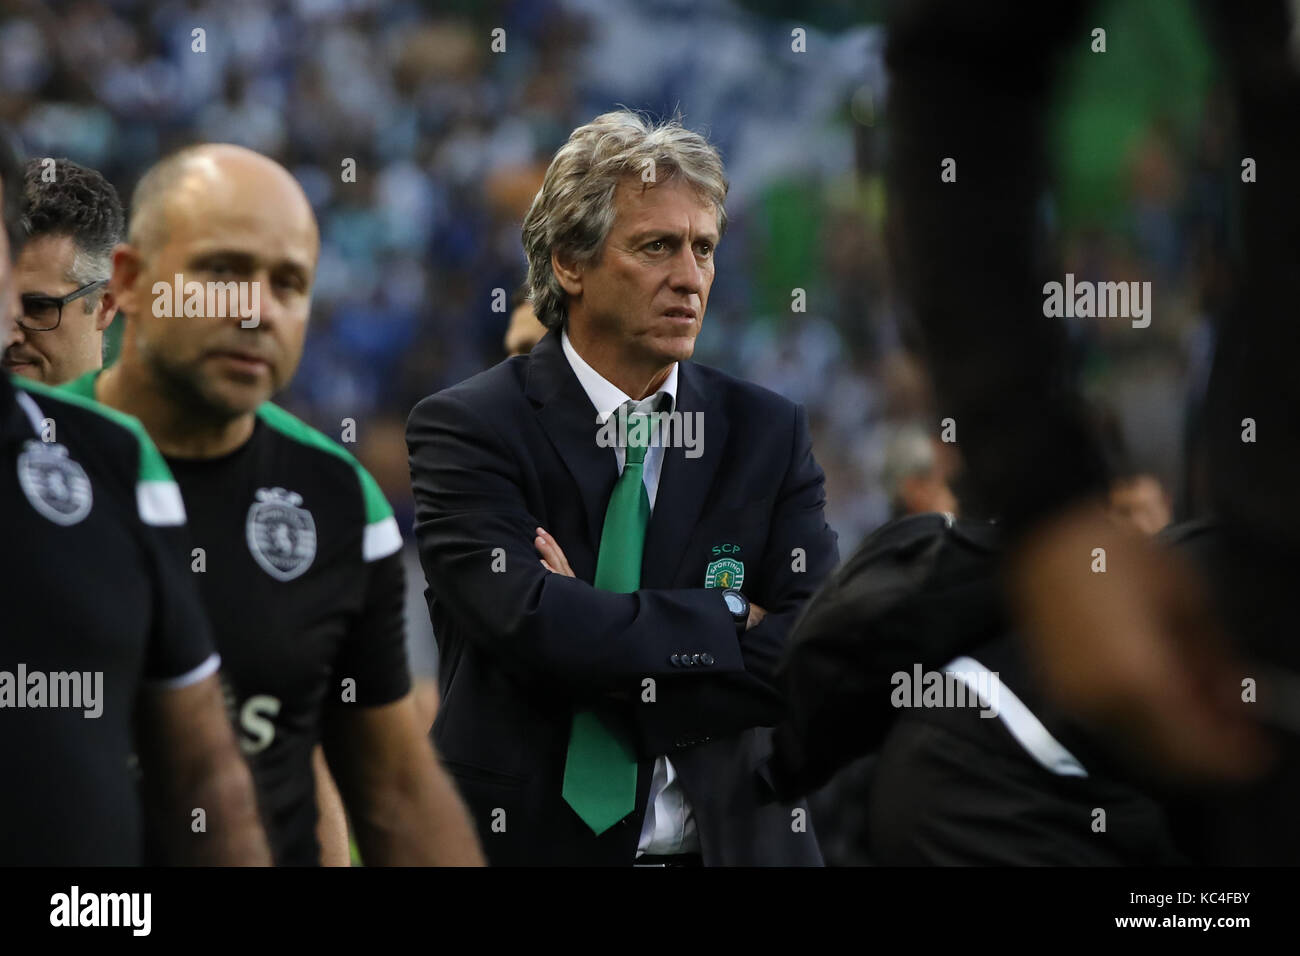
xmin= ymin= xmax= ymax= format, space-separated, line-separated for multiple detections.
xmin=722 ymin=588 xmax=749 ymax=631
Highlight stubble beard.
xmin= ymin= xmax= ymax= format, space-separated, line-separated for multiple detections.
xmin=143 ymin=342 xmax=256 ymax=430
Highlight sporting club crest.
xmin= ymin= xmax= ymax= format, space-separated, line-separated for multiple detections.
xmin=17 ymin=440 xmax=93 ymax=526
xmin=246 ymin=487 xmax=316 ymax=581
xmin=703 ymin=557 xmax=744 ymax=590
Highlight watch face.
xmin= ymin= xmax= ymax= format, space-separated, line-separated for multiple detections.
xmin=723 ymin=591 xmax=746 ymax=615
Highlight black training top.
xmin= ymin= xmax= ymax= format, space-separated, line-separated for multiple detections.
xmin=0 ymin=371 xmax=218 ymax=865
xmin=64 ymin=371 xmax=411 ymax=866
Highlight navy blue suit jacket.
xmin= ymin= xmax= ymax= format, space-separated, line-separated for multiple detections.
xmin=406 ymin=331 xmax=837 ymax=865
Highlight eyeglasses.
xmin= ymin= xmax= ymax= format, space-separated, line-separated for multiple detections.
xmin=18 ymin=279 xmax=107 ymax=332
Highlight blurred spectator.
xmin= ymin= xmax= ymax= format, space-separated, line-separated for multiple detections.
xmin=503 ymin=283 xmax=546 ymax=356
xmin=881 ymin=424 xmax=958 ymax=519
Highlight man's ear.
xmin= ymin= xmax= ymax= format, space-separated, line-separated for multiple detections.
xmin=94 ymin=289 xmax=117 ymax=332
xmin=551 ymin=249 xmax=583 ymax=297
xmin=108 ymin=243 xmax=143 ymax=319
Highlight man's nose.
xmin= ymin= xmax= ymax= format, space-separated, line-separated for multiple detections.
xmin=2 ymin=288 xmax=23 ymax=349
xmin=230 ymin=271 xmax=274 ymax=330
xmin=667 ymin=245 xmax=705 ymax=296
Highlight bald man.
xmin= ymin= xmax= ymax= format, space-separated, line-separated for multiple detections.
xmin=62 ymin=144 xmax=483 ymax=866
xmin=1 ymin=130 xmax=270 ymax=865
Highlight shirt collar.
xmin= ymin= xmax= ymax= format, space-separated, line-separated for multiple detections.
xmin=1 ymin=370 xmax=31 ymax=445
xmin=561 ymin=329 xmax=678 ymax=422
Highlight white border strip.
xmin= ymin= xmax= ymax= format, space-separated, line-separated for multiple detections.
xmin=147 ymin=652 xmax=221 ymax=691
xmin=946 ymin=655 xmax=1088 ymax=778
xmin=362 ymin=516 xmax=403 ymax=562
xmin=137 ymin=479 xmax=187 ymax=526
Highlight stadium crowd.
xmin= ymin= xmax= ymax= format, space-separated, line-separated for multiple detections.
xmin=0 ymin=0 xmax=1232 ymax=549
xmin=1 ymin=0 xmax=1277 ymax=869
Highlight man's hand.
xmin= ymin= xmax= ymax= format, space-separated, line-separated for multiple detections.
xmin=536 ymin=526 xmax=767 ymax=626
xmin=535 ymin=527 xmax=575 ymax=577
xmin=1008 ymin=502 xmax=1270 ymax=781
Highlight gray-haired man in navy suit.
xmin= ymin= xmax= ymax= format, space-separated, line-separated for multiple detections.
xmin=407 ymin=110 xmax=838 ymax=866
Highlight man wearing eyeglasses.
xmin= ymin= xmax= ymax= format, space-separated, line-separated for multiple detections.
xmin=2 ymin=158 xmax=121 ymax=385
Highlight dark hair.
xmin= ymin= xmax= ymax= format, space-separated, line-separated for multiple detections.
xmin=21 ymin=158 xmax=124 ymax=287
xmin=0 ymin=127 xmax=24 ymax=257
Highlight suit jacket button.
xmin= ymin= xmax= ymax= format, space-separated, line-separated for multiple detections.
xmin=692 ymin=653 xmax=702 ymax=665
xmin=682 ymin=655 xmax=693 ymax=667
xmin=670 ymin=654 xmax=680 ymax=666
xmin=701 ymin=653 xmax=714 ymax=666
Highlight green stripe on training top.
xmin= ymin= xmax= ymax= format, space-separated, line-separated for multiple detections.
xmin=59 ymin=370 xmax=98 ymax=403
xmin=25 ymin=374 xmax=174 ymax=485
xmin=23 ymin=373 xmax=185 ymax=525
xmin=255 ymin=403 xmax=394 ymax=525
xmin=256 ymin=405 xmax=401 ymax=562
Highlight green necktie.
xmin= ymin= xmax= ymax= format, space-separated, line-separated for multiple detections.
xmin=562 ymin=402 xmax=653 ymax=834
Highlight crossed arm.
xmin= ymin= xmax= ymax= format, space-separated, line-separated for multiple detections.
xmin=407 ymin=390 xmax=838 ymax=751
xmin=535 ymin=526 xmax=768 ymax=629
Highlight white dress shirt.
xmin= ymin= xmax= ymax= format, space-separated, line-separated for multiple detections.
xmin=560 ymin=330 xmax=700 ymax=856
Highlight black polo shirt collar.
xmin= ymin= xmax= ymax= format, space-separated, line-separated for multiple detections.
xmin=1 ymin=369 xmax=37 ymax=446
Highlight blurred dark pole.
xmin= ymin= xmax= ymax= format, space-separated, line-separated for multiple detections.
xmin=884 ymin=0 xmax=1110 ymax=538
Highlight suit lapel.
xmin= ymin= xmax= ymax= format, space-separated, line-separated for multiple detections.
xmin=642 ymin=362 xmax=728 ymax=588
xmin=526 ymin=333 xmax=618 ymax=558
xmin=527 ymin=333 xmax=728 ymax=586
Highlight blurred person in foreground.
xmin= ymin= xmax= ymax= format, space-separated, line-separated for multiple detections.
xmin=885 ymin=0 xmax=1299 ymax=861
xmin=777 ymin=457 xmax=1188 ymax=865
xmin=504 ymin=283 xmax=548 ymax=357
xmin=62 ymin=143 xmax=482 ymax=866
xmin=0 ymin=129 xmax=269 ymax=865
xmin=408 ymin=111 xmax=838 ymax=865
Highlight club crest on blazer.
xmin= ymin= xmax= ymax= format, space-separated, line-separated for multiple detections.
xmin=704 ymin=556 xmax=743 ymax=589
